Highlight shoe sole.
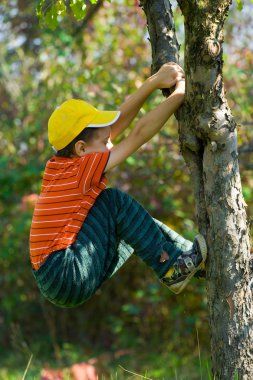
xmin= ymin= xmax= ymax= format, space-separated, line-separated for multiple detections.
xmin=167 ymin=234 xmax=207 ymax=294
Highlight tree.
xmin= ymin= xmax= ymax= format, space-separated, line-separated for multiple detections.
xmin=142 ymin=0 xmax=252 ymax=378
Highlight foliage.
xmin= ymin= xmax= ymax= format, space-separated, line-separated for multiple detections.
xmin=0 ymin=0 xmax=252 ymax=378
xmin=34 ymin=0 xmax=253 ymax=29
xmin=36 ymin=0 xmax=100 ymax=29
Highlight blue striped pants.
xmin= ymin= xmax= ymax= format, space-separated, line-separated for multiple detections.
xmin=33 ymin=188 xmax=192 ymax=307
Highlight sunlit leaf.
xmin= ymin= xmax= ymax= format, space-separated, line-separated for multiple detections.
xmin=36 ymin=0 xmax=45 ymax=17
xmin=236 ymin=0 xmax=244 ymax=10
xmin=36 ymin=0 xmax=62 ymax=29
xmin=45 ymin=4 xmax=58 ymax=30
xmin=70 ymin=0 xmax=87 ymax=21
xmin=56 ymin=0 xmax=67 ymax=16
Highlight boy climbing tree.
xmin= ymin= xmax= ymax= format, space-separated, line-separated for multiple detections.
xmin=30 ymin=63 xmax=207 ymax=307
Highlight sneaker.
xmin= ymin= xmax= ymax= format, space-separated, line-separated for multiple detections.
xmin=161 ymin=234 xmax=207 ymax=294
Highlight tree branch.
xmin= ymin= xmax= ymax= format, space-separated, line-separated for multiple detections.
xmin=141 ymin=0 xmax=180 ymax=71
xmin=141 ymin=0 xmax=208 ymax=232
xmin=141 ymin=0 xmax=180 ymax=97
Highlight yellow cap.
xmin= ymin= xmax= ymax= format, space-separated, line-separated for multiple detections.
xmin=48 ymin=99 xmax=121 ymax=150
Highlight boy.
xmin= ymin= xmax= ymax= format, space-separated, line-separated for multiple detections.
xmin=30 ymin=62 xmax=207 ymax=308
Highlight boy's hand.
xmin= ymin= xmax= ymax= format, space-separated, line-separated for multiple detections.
xmin=175 ymin=77 xmax=185 ymax=94
xmin=152 ymin=62 xmax=185 ymax=89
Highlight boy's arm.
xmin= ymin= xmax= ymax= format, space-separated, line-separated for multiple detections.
xmin=110 ymin=78 xmax=157 ymax=141
xmin=110 ymin=62 xmax=184 ymax=141
xmin=105 ymin=79 xmax=185 ymax=172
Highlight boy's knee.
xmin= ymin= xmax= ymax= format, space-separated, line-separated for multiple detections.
xmin=104 ymin=188 xmax=124 ymax=197
xmin=103 ymin=188 xmax=129 ymax=206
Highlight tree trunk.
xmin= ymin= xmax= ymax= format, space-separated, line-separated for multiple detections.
xmin=141 ymin=0 xmax=253 ymax=378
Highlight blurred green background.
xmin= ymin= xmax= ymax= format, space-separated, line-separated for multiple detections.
xmin=0 ymin=0 xmax=252 ymax=379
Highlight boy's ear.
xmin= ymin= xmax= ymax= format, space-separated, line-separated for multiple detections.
xmin=74 ymin=140 xmax=86 ymax=157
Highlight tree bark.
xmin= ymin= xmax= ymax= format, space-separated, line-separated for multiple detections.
xmin=141 ymin=0 xmax=253 ymax=378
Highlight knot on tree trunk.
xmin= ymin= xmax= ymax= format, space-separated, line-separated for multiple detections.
xmin=196 ymin=107 xmax=236 ymax=144
xmin=203 ymin=38 xmax=221 ymax=61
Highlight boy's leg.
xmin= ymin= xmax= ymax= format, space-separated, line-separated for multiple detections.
xmin=100 ymin=189 xmax=207 ymax=294
xmin=71 ymin=188 xmax=206 ymax=303
xmin=101 ymin=189 xmax=195 ymax=280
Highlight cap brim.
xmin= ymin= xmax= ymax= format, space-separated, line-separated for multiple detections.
xmin=87 ymin=110 xmax=121 ymax=128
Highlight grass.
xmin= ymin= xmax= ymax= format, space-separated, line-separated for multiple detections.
xmin=0 ymin=348 xmax=213 ymax=380
xmin=21 ymin=355 xmax=33 ymax=380
xmin=0 ymin=356 xmax=242 ymax=380
xmin=0 ymin=335 xmax=242 ymax=380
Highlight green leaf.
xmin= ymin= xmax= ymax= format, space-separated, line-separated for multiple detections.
xmin=70 ymin=0 xmax=87 ymax=21
xmin=45 ymin=5 xmax=58 ymax=30
xmin=56 ymin=0 xmax=67 ymax=16
xmin=36 ymin=0 xmax=46 ymax=27
xmin=36 ymin=0 xmax=67 ymax=28
xmin=236 ymin=0 xmax=244 ymax=10
xmin=89 ymin=0 xmax=98 ymax=4
xmin=36 ymin=0 xmax=45 ymax=17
